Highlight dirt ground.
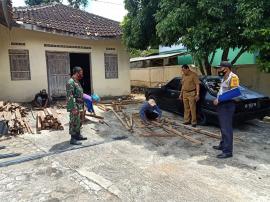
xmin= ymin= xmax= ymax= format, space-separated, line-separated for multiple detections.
xmin=0 ymin=98 xmax=270 ymax=202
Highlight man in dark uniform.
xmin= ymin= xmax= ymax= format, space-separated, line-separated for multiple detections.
xmin=66 ymin=66 xmax=87 ymax=145
xmin=213 ymin=61 xmax=240 ymax=159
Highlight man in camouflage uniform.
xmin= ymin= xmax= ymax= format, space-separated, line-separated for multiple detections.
xmin=66 ymin=66 xmax=87 ymax=145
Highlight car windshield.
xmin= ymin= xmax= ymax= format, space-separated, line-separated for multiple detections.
xmin=204 ymin=77 xmax=221 ymax=96
xmin=204 ymin=77 xmax=248 ymax=96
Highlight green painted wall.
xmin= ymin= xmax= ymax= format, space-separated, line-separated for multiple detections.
xmin=160 ymin=48 xmax=256 ymax=66
xmin=210 ymin=48 xmax=256 ymax=66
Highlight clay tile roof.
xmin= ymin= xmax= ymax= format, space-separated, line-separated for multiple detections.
xmin=13 ymin=3 xmax=122 ymax=38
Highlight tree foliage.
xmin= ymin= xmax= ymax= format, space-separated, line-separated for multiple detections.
xmin=25 ymin=0 xmax=88 ymax=8
xmin=67 ymin=0 xmax=88 ymax=8
xmin=25 ymin=0 xmax=62 ymax=6
xmin=122 ymin=0 xmax=270 ymax=75
xmin=129 ymin=48 xmax=158 ymax=58
xmin=122 ymin=0 xmax=160 ymax=50
xmin=255 ymin=29 xmax=270 ymax=73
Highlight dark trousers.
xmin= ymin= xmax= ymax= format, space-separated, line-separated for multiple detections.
xmin=217 ymin=102 xmax=235 ymax=154
xmin=145 ymin=110 xmax=159 ymax=120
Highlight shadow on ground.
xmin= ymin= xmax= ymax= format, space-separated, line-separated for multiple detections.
xmin=49 ymin=141 xmax=72 ymax=152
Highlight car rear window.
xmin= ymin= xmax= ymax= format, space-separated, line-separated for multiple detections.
xmin=166 ymin=78 xmax=181 ymax=91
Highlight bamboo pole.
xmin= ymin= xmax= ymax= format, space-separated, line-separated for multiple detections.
xmin=152 ymin=121 xmax=202 ymax=145
xmin=111 ymin=109 xmax=130 ymax=131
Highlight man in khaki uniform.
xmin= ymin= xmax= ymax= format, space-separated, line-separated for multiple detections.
xmin=179 ymin=64 xmax=200 ymax=127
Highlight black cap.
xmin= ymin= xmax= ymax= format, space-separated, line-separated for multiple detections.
xmin=216 ymin=61 xmax=232 ymax=69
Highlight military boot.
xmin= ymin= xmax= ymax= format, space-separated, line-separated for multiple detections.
xmin=75 ymin=132 xmax=87 ymax=141
xmin=70 ymin=136 xmax=82 ymax=145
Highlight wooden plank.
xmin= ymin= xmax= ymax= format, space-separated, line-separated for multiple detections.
xmin=122 ymin=112 xmax=131 ymax=127
xmin=5 ymin=103 xmax=11 ymax=111
xmin=5 ymin=111 xmax=12 ymax=121
xmin=152 ymin=121 xmax=202 ymax=145
xmin=43 ymin=109 xmax=48 ymax=116
xmin=36 ymin=114 xmax=42 ymax=133
xmin=25 ymin=120 xmax=34 ymax=134
xmin=163 ymin=118 xmax=236 ymax=140
xmin=0 ymin=101 xmax=4 ymax=109
xmin=51 ymin=108 xmax=58 ymax=119
xmin=23 ymin=121 xmax=30 ymax=134
xmin=85 ymin=113 xmax=104 ymax=120
xmin=15 ymin=109 xmax=21 ymax=119
xmin=40 ymin=111 xmax=46 ymax=122
xmin=46 ymin=108 xmax=53 ymax=117
xmin=111 ymin=109 xmax=130 ymax=131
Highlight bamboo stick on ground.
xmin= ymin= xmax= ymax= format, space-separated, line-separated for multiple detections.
xmin=164 ymin=118 xmax=221 ymax=139
xmin=111 ymin=109 xmax=130 ymax=131
xmin=36 ymin=114 xmax=41 ymax=133
xmin=152 ymin=121 xmax=202 ymax=145
xmin=46 ymin=108 xmax=53 ymax=117
xmin=166 ymin=118 xmax=241 ymax=141
xmin=85 ymin=113 xmax=104 ymax=120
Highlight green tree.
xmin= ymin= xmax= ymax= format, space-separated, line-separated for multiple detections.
xmin=67 ymin=0 xmax=88 ymax=8
xmin=25 ymin=0 xmax=62 ymax=6
xmin=129 ymin=48 xmax=159 ymax=58
xmin=122 ymin=0 xmax=270 ymax=75
xmin=255 ymin=29 xmax=270 ymax=73
xmin=122 ymin=0 xmax=160 ymax=50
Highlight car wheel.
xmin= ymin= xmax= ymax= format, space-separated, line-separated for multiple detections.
xmin=198 ymin=111 xmax=208 ymax=126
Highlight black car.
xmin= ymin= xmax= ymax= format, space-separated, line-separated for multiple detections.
xmin=145 ymin=76 xmax=270 ymax=125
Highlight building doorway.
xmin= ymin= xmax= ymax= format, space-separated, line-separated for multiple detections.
xmin=46 ymin=51 xmax=92 ymax=99
xmin=70 ymin=53 xmax=92 ymax=95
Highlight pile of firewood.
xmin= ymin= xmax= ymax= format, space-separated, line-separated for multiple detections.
xmin=0 ymin=101 xmax=33 ymax=135
xmin=36 ymin=108 xmax=64 ymax=132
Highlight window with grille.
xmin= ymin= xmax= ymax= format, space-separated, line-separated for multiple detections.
xmin=104 ymin=53 xmax=118 ymax=79
xmin=9 ymin=49 xmax=31 ymax=80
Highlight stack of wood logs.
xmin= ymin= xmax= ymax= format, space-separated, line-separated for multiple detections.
xmin=0 ymin=101 xmax=33 ymax=135
xmin=36 ymin=108 xmax=64 ymax=132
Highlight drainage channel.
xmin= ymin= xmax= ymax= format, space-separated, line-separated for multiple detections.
xmin=0 ymin=136 xmax=127 ymax=168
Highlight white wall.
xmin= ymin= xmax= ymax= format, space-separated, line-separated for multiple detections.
xmin=0 ymin=25 xmax=130 ymax=102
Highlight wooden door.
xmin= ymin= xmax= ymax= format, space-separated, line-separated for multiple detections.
xmin=46 ymin=52 xmax=70 ymax=98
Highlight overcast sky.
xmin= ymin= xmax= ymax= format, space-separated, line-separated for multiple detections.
xmin=12 ymin=0 xmax=127 ymax=22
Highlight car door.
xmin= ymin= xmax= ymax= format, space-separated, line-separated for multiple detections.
xmin=163 ymin=78 xmax=183 ymax=113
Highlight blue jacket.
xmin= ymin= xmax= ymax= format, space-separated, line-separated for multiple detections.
xmin=139 ymin=101 xmax=162 ymax=122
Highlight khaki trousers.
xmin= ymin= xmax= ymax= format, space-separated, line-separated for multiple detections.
xmin=183 ymin=91 xmax=197 ymax=124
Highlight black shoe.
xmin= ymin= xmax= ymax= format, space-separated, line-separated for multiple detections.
xmin=183 ymin=122 xmax=191 ymax=125
xmin=212 ymin=145 xmax=223 ymax=151
xmin=70 ymin=138 xmax=82 ymax=145
xmin=192 ymin=124 xmax=197 ymax=128
xmin=75 ymin=135 xmax=87 ymax=141
xmin=217 ymin=153 xmax=233 ymax=159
